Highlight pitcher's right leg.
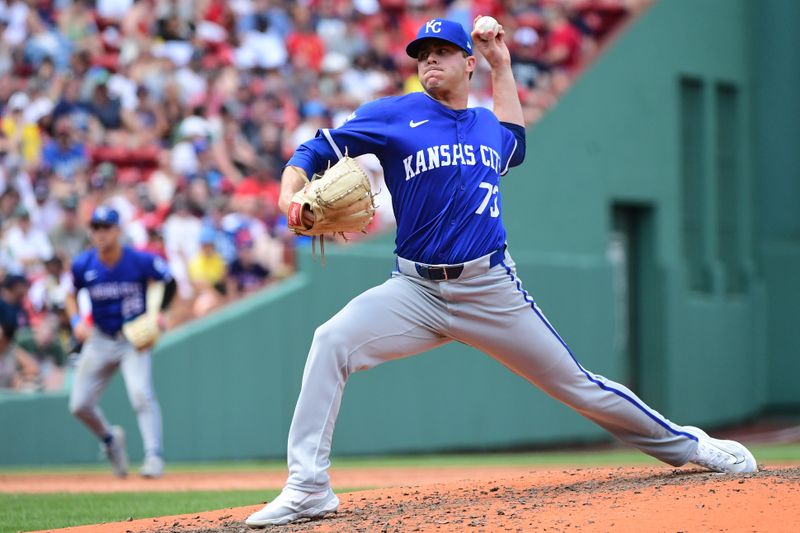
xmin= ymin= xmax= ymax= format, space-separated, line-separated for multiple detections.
xmin=287 ymin=274 xmax=450 ymax=492
xmin=247 ymin=274 xmax=449 ymax=528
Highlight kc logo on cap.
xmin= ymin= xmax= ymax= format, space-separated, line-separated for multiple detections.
xmin=425 ymin=20 xmax=442 ymax=34
xmin=91 ymin=205 xmax=121 ymax=225
xmin=406 ymin=18 xmax=473 ymax=58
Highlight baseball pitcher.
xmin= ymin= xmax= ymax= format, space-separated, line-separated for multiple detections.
xmin=245 ymin=17 xmax=757 ymax=527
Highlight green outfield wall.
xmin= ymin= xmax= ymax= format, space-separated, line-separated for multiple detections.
xmin=2 ymin=0 xmax=798 ymax=465
xmin=752 ymin=0 xmax=800 ymax=408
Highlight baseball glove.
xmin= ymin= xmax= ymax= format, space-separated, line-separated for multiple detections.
xmin=122 ymin=313 xmax=160 ymax=350
xmin=122 ymin=282 xmax=165 ymax=350
xmin=287 ymin=156 xmax=376 ymax=237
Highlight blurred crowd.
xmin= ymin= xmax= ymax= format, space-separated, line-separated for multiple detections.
xmin=0 ymin=0 xmax=647 ymax=392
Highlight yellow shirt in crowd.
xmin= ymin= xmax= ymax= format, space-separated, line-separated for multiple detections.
xmin=1 ymin=117 xmax=42 ymax=165
xmin=188 ymin=251 xmax=226 ymax=285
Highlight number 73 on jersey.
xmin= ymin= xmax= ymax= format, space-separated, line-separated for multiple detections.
xmin=475 ymin=182 xmax=500 ymax=217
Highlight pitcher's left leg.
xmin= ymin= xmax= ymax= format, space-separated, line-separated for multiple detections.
xmin=451 ymin=261 xmax=697 ymax=466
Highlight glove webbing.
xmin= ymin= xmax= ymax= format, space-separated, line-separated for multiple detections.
xmin=311 ymin=232 xmax=356 ymax=266
xmin=312 ymin=235 xmax=326 ymax=266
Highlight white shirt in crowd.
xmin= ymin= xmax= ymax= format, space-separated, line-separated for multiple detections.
xmin=1 ymin=223 xmax=54 ymax=273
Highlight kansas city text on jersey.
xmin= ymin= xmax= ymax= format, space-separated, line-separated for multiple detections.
xmin=87 ymin=281 xmax=141 ymax=300
xmin=403 ymin=143 xmax=503 ymax=181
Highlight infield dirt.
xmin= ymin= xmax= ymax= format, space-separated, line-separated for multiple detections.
xmin=17 ymin=464 xmax=800 ymax=533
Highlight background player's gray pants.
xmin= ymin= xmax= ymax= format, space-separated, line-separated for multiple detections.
xmin=69 ymin=330 xmax=162 ymax=457
xmin=286 ymin=250 xmax=701 ymax=492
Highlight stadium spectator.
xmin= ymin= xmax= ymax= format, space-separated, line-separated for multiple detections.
xmin=130 ymin=85 xmax=170 ymax=147
xmin=77 ymin=162 xmax=116 ymax=225
xmin=49 ymin=196 xmax=90 ymax=260
xmin=16 ymin=314 xmax=65 ymax=391
xmin=2 ymin=1 xmax=32 ymax=50
xmin=0 ymin=275 xmax=39 ymax=390
xmin=1 ymin=207 xmax=54 ymax=275
xmin=0 ymin=187 xmax=22 ymax=232
xmin=140 ymin=222 xmax=167 ymax=260
xmin=25 ymin=11 xmax=71 ymax=73
xmin=508 ymin=12 xmax=544 ymax=89
xmin=537 ymin=4 xmax=585 ymax=92
xmin=87 ymin=76 xmax=133 ymax=146
xmin=50 ymin=77 xmax=94 ymax=133
xmin=162 ymin=195 xmax=202 ymax=304
xmin=226 ymin=233 xmax=270 ymax=300
xmin=41 ymin=117 xmax=89 ymax=185
xmin=188 ymin=226 xmax=227 ymax=317
xmin=211 ymin=104 xmax=259 ymax=185
xmin=0 ymin=333 xmax=39 ymax=391
xmin=96 ymin=0 xmax=134 ymax=23
xmin=57 ymin=0 xmax=102 ymax=56
xmin=28 ymin=254 xmax=69 ymax=322
xmin=286 ymin=5 xmax=326 ymax=72
xmin=235 ymin=12 xmax=288 ymax=71
xmin=171 ymin=115 xmax=210 ymax=179
xmin=0 ymin=273 xmax=32 ymax=335
xmin=29 ymin=174 xmax=63 ymax=234
xmin=1 ymin=92 xmax=41 ymax=167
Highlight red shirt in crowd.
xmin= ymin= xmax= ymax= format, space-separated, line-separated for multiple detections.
xmin=544 ymin=21 xmax=583 ymax=72
xmin=286 ymin=31 xmax=325 ymax=71
xmin=234 ymin=177 xmax=281 ymax=207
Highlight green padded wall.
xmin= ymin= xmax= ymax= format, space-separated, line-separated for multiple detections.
xmin=752 ymin=0 xmax=800 ymax=408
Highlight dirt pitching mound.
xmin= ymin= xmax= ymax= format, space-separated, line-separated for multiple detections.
xmin=48 ymin=465 xmax=800 ymax=533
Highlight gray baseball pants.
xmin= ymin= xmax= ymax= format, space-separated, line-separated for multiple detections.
xmin=69 ymin=330 xmax=162 ymax=456
xmin=286 ymin=249 xmax=699 ymax=492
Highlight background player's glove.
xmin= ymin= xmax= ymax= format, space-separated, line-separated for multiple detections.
xmin=122 ymin=282 xmax=166 ymax=350
xmin=287 ymin=156 xmax=376 ymax=237
xmin=122 ymin=313 xmax=160 ymax=350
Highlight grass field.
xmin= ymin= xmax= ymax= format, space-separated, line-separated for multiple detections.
xmin=1 ymin=490 xmax=281 ymax=533
xmin=3 ymin=443 xmax=799 ymax=533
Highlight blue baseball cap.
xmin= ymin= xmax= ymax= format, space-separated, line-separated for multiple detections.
xmin=90 ymin=205 xmax=120 ymax=226
xmin=406 ymin=18 xmax=473 ymax=59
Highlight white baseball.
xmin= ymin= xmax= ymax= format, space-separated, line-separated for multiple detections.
xmin=474 ymin=15 xmax=500 ymax=38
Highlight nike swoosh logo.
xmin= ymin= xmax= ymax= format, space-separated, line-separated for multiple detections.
xmin=409 ymin=119 xmax=429 ymax=128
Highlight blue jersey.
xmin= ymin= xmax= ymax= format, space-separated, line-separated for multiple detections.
xmin=288 ymin=92 xmax=524 ymax=264
xmin=71 ymin=246 xmax=172 ymax=334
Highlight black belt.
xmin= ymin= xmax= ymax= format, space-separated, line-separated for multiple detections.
xmin=415 ymin=263 xmax=463 ymax=280
xmin=414 ymin=246 xmax=506 ymax=281
xmin=98 ymin=328 xmax=124 ymax=340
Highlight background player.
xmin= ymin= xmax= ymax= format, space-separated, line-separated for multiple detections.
xmin=66 ymin=206 xmax=176 ymax=478
xmin=245 ymin=17 xmax=757 ymax=527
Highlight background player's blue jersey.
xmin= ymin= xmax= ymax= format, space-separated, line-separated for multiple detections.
xmin=288 ymin=92 xmax=525 ymax=264
xmin=71 ymin=247 xmax=172 ymax=334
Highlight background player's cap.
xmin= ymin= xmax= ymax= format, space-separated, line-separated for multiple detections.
xmin=406 ymin=18 xmax=473 ymax=58
xmin=90 ymin=205 xmax=120 ymax=226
